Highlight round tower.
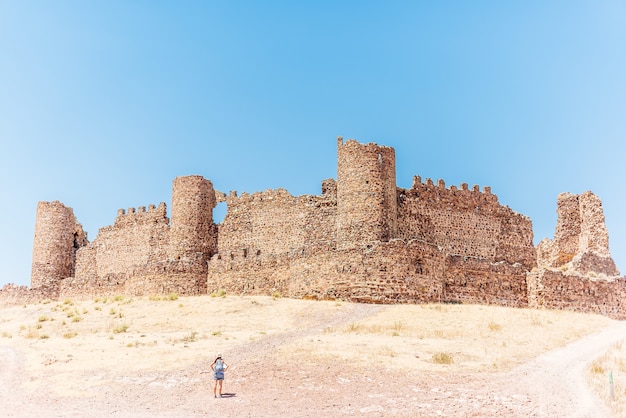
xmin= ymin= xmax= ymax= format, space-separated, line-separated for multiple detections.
xmin=170 ymin=175 xmax=217 ymax=263
xmin=336 ymin=138 xmax=398 ymax=249
xmin=31 ymin=201 xmax=86 ymax=288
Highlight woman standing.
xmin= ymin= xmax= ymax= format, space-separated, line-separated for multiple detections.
xmin=210 ymin=353 xmax=229 ymax=398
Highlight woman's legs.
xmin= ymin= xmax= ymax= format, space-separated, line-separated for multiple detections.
xmin=217 ymin=379 xmax=224 ymax=396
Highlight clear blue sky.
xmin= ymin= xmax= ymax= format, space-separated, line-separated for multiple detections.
xmin=1 ymin=1 xmax=625 ymax=287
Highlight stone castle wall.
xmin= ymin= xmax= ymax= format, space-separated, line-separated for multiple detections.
xmin=397 ymin=177 xmax=536 ymax=269
xmin=80 ymin=203 xmax=170 ymax=280
xmin=527 ymin=270 xmax=626 ymax=319
xmin=443 ymin=256 xmax=529 ymax=307
xmin=4 ymin=138 xmax=622 ymax=320
xmin=208 ymin=239 xmax=445 ymax=303
xmin=216 ymin=187 xmax=337 ymax=258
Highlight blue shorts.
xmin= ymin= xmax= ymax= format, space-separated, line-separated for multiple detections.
xmin=214 ymin=372 xmax=224 ymax=380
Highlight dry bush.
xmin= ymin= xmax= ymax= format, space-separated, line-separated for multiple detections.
xmin=589 ymin=341 xmax=626 ymax=417
xmin=432 ymin=352 xmax=454 ymax=364
xmin=112 ymin=324 xmax=129 ymax=334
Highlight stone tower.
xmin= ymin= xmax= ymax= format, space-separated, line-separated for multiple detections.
xmin=537 ymin=191 xmax=619 ymax=276
xmin=169 ymin=175 xmax=217 ymax=264
xmin=31 ymin=201 xmax=88 ymax=288
xmin=336 ymin=137 xmax=398 ymax=249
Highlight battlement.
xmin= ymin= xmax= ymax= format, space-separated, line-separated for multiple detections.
xmin=114 ymin=202 xmax=168 ymax=227
xmin=409 ymin=175 xmax=497 ymax=204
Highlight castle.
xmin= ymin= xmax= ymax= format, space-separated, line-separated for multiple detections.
xmin=3 ymin=138 xmax=625 ymax=319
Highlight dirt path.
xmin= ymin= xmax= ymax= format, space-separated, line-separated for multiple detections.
xmin=1 ymin=305 xmax=624 ymax=417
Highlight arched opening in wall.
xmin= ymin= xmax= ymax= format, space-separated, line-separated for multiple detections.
xmin=415 ymin=259 xmax=423 ymax=275
xmin=213 ymin=201 xmax=227 ymax=224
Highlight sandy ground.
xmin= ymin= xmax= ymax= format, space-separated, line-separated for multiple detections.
xmin=0 ymin=295 xmax=624 ymax=417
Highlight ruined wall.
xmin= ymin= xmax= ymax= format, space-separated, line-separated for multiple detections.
xmin=443 ymin=256 xmax=529 ymax=307
xmin=77 ymin=203 xmax=171 ymax=281
xmin=67 ymin=175 xmax=218 ymax=297
xmin=397 ymin=177 xmax=535 ymax=269
xmin=31 ymin=201 xmax=88 ymax=288
xmin=0 ymin=283 xmax=57 ymax=307
xmin=537 ymin=191 xmax=619 ymax=276
xmin=527 ymin=270 xmax=626 ymax=320
xmin=216 ymin=186 xmax=337 ymax=257
xmin=70 ymin=200 xmax=210 ymax=297
xmin=24 ymin=138 xmax=624 ymax=322
xmin=337 ymin=138 xmax=398 ymax=249
xmin=207 ymin=239 xmax=445 ymax=303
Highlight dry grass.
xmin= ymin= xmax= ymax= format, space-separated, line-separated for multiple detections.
xmin=589 ymin=341 xmax=626 ymax=417
xmin=0 ymin=295 xmax=614 ymax=400
xmin=282 ymin=303 xmax=612 ymax=372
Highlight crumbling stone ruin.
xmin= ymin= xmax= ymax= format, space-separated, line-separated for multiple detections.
xmin=2 ymin=138 xmax=624 ymax=318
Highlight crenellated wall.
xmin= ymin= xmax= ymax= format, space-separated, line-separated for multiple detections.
xmin=62 ymin=177 xmax=215 ymax=297
xmin=397 ymin=176 xmax=536 ymax=269
xmin=216 ymin=186 xmax=337 ymax=257
xmin=15 ymin=138 xmax=623 ymax=320
xmin=82 ymin=202 xmax=170 ymax=281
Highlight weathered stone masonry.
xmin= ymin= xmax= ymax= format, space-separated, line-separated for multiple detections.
xmin=2 ymin=138 xmax=623 ymax=319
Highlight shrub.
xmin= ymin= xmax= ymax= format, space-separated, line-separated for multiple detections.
xmin=271 ymin=291 xmax=281 ymax=299
xmin=392 ymin=321 xmax=404 ymax=332
xmin=25 ymin=328 xmax=38 ymax=339
xmin=211 ymin=289 xmax=227 ymax=298
xmin=590 ymin=361 xmax=605 ymax=375
xmin=63 ymin=331 xmax=77 ymax=339
xmin=488 ymin=321 xmax=502 ymax=331
xmin=38 ymin=316 xmax=49 ymax=322
xmin=168 ymin=293 xmax=179 ymax=301
xmin=113 ymin=324 xmax=129 ymax=334
xmin=114 ymin=295 xmax=124 ymax=302
xmin=432 ymin=352 xmax=454 ymax=364
xmin=182 ymin=331 xmax=198 ymax=342
xmin=345 ymin=322 xmax=361 ymax=333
